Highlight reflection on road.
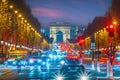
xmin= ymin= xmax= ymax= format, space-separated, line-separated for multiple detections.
xmin=0 ymin=64 xmax=120 ymax=80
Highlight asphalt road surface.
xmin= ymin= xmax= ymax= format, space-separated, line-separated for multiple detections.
xmin=0 ymin=65 xmax=120 ymax=80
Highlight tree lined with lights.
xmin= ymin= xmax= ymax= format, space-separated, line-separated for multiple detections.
xmin=0 ymin=0 xmax=48 ymax=59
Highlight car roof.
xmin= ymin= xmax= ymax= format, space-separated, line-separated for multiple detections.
xmin=62 ymin=64 xmax=85 ymax=67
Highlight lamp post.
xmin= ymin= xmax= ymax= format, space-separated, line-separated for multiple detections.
xmin=97 ymin=32 xmax=100 ymax=72
xmin=91 ymin=49 xmax=95 ymax=70
xmin=1 ymin=41 xmax=4 ymax=54
xmin=108 ymin=38 xmax=114 ymax=79
xmin=1 ymin=40 xmax=4 ymax=63
xmin=91 ymin=35 xmax=95 ymax=70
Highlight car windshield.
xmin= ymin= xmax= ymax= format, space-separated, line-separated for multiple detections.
xmin=61 ymin=65 xmax=85 ymax=73
xmin=65 ymin=59 xmax=80 ymax=65
xmin=67 ymin=65 xmax=84 ymax=72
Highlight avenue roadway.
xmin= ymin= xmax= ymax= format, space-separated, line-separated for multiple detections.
xmin=0 ymin=64 xmax=120 ymax=80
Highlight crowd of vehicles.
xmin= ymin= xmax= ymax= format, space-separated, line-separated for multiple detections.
xmin=3 ymin=50 xmax=68 ymax=67
xmin=2 ymin=43 xmax=89 ymax=80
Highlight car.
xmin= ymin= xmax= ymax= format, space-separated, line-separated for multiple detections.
xmin=58 ymin=58 xmax=87 ymax=80
xmin=4 ymin=58 xmax=17 ymax=66
xmin=59 ymin=64 xmax=86 ymax=80
xmin=4 ymin=55 xmax=19 ymax=66
xmin=60 ymin=64 xmax=85 ymax=74
xmin=28 ymin=56 xmax=41 ymax=66
xmin=63 ymin=58 xmax=81 ymax=65
xmin=16 ymin=58 xmax=28 ymax=66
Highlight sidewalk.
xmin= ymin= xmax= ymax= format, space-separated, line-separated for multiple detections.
xmin=85 ymin=69 xmax=104 ymax=80
xmin=88 ymin=70 xmax=120 ymax=80
xmin=0 ymin=72 xmax=2 ymax=76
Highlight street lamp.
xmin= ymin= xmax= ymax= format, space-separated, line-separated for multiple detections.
xmin=0 ymin=40 xmax=4 ymax=63
xmin=18 ymin=14 xmax=22 ymax=18
xmin=91 ymin=35 xmax=95 ymax=70
xmin=113 ymin=21 xmax=117 ymax=25
xmin=9 ymin=5 xmax=13 ymax=9
xmin=1 ymin=41 xmax=4 ymax=51
xmin=1 ymin=41 xmax=4 ymax=45
xmin=14 ymin=10 xmax=18 ymax=14
xmin=96 ymin=31 xmax=101 ymax=72
xmin=2 ymin=0 xmax=6 ymax=2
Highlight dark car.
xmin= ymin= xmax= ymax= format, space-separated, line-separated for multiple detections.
xmin=57 ymin=58 xmax=87 ymax=80
xmin=28 ymin=56 xmax=41 ymax=66
xmin=16 ymin=58 xmax=28 ymax=66
xmin=64 ymin=59 xmax=80 ymax=65
xmin=4 ymin=59 xmax=17 ymax=66
xmin=60 ymin=65 xmax=86 ymax=80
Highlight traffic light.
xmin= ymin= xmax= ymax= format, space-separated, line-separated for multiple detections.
xmin=110 ymin=55 xmax=115 ymax=65
xmin=17 ymin=55 xmax=20 ymax=59
xmin=106 ymin=24 xmax=114 ymax=37
xmin=79 ymin=40 xmax=84 ymax=45
xmin=77 ymin=36 xmax=85 ymax=45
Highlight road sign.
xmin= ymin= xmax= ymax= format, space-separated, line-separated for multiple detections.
xmin=91 ymin=43 xmax=95 ymax=50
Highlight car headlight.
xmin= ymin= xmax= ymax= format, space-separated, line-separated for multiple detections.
xmin=60 ymin=60 xmax=65 ymax=65
xmin=56 ymin=75 xmax=64 ymax=80
xmin=38 ymin=60 xmax=41 ymax=62
xmin=49 ymin=54 xmax=53 ymax=58
xmin=42 ymin=62 xmax=45 ymax=65
xmin=13 ymin=61 xmax=16 ymax=65
xmin=78 ymin=72 xmax=89 ymax=80
xmin=21 ymin=61 xmax=24 ymax=64
xmin=54 ymin=72 xmax=64 ymax=80
xmin=29 ymin=59 xmax=33 ymax=63
xmin=80 ymin=75 xmax=89 ymax=80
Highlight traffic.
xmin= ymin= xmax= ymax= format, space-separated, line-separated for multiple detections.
xmin=0 ymin=43 xmax=120 ymax=80
xmin=0 ymin=43 xmax=90 ymax=80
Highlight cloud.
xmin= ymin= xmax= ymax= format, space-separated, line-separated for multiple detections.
xmin=32 ymin=7 xmax=64 ymax=18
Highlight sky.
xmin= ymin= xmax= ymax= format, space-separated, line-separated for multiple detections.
xmin=25 ymin=0 xmax=112 ymax=27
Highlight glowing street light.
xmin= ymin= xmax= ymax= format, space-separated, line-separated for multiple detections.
xmin=21 ymin=17 xmax=24 ymax=20
xmin=7 ymin=43 xmax=10 ymax=47
xmin=18 ymin=14 xmax=22 ymax=17
xmin=24 ymin=20 xmax=27 ymax=23
xmin=113 ymin=21 xmax=117 ymax=25
xmin=9 ymin=5 xmax=13 ymax=8
xmin=14 ymin=10 xmax=18 ymax=14
xmin=5 ymin=42 xmax=7 ymax=45
xmin=1 ymin=41 xmax=4 ymax=45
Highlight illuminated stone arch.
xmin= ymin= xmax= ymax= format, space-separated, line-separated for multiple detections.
xmin=50 ymin=27 xmax=70 ymax=43
xmin=56 ymin=31 xmax=63 ymax=43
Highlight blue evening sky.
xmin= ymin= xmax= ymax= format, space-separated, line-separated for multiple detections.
xmin=26 ymin=0 xmax=112 ymax=27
